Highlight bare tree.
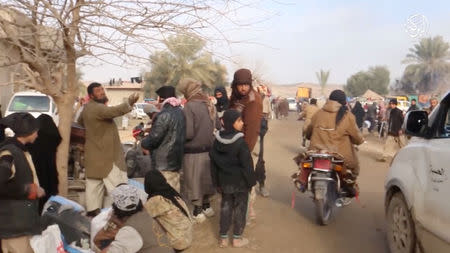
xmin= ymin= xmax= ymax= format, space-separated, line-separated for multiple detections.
xmin=0 ymin=0 xmax=259 ymax=196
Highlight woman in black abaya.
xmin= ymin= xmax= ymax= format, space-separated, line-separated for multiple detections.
xmin=28 ymin=114 xmax=62 ymax=212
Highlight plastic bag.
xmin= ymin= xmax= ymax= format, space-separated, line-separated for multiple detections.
xmin=30 ymin=224 xmax=66 ymax=253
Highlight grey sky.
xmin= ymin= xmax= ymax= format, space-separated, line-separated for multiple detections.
xmin=82 ymin=0 xmax=450 ymax=86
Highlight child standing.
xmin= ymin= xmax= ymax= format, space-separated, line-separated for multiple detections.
xmin=209 ymin=109 xmax=256 ymax=248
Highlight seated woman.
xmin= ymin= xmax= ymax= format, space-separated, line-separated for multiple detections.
xmin=144 ymin=170 xmax=193 ymax=251
xmin=101 ymin=184 xmax=172 ymax=253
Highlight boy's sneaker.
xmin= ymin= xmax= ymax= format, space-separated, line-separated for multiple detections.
xmin=193 ymin=213 xmax=206 ymax=224
xmin=232 ymin=238 xmax=249 ymax=248
xmin=202 ymin=207 xmax=215 ymax=217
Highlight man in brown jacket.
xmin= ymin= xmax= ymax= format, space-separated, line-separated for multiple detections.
xmin=230 ymin=69 xmax=263 ymax=152
xmin=230 ymin=69 xmax=263 ymax=214
xmin=78 ymin=82 xmax=139 ymax=216
xmin=305 ymin=90 xmax=364 ymax=196
xmin=299 ymin=98 xmax=320 ymax=147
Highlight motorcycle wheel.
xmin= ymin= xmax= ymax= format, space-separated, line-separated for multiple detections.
xmin=315 ymin=198 xmax=332 ymax=225
xmin=314 ymin=182 xmax=334 ymax=225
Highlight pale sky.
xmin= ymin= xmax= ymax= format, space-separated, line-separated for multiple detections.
xmin=82 ymin=0 xmax=450 ymax=86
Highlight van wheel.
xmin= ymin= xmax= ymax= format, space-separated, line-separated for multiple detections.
xmin=386 ymin=192 xmax=416 ymax=253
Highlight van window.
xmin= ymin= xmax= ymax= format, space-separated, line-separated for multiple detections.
xmin=9 ymin=96 xmax=50 ymax=112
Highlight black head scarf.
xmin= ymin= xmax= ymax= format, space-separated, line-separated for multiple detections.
xmin=214 ymin=86 xmax=229 ymax=112
xmin=144 ymin=170 xmax=189 ymax=217
xmin=0 ymin=112 xmax=38 ymax=137
xmin=329 ymin=90 xmax=348 ymax=125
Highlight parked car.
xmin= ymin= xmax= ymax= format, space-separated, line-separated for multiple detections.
xmin=287 ymin=97 xmax=297 ymax=111
xmin=385 ymin=91 xmax=450 ymax=253
xmin=131 ymin=103 xmax=147 ymax=119
xmin=5 ymin=90 xmax=58 ymax=123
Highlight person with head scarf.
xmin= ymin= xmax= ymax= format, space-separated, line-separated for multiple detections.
xmin=101 ymin=184 xmax=172 ymax=253
xmin=141 ymin=85 xmax=185 ymax=193
xmin=304 ymin=90 xmax=364 ymax=197
xmin=229 ymin=69 xmax=263 ymax=152
xmin=177 ymin=78 xmax=218 ymax=223
xmin=209 ymin=109 xmax=256 ymax=248
xmin=229 ymin=69 xmax=262 ymax=218
xmin=0 ymin=113 xmax=45 ymax=253
xmin=214 ymin=86 xmax=229 ymax=118
xmin=351 ymin=101 xmax=366 ymax=130
xmin=144 ymin=170 xmax=192 ymax=251
xmin=27 ymin=114 xmax=62 ymax=213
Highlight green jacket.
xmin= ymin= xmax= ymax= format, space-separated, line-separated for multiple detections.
xmin=78 ymin=101 xmax=131 ymax=179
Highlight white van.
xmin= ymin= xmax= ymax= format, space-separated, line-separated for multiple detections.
xmin=5 ymin=90 xmax=59 ymax=124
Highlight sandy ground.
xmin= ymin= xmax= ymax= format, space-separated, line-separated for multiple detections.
xmin=121 ymin=114 xmax=392 ymax=253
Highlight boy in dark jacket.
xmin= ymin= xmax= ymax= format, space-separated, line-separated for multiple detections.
xmin=210 ymin=109 xmax=256 ymax=248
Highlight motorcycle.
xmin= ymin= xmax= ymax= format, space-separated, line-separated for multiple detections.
xmin=292 ymin=151 xmax=354 ymax=225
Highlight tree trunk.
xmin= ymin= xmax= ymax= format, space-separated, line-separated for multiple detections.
xmin=55 ymin=98 xmax=74 ymax=196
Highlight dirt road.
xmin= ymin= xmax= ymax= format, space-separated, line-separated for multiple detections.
xmin=122 ymin=114 xmax=391 ymax=252
xmin=171 ymin=113 xmax=389 ymax=253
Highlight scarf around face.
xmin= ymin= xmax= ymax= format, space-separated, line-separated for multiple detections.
xmin=144 ymin=170 xmax=189 ymax=217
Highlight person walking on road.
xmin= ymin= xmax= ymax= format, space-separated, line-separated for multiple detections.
xmin=177 ymin=78 xmax=217 ymax=223
xmin=141 ymin=86 xmax=185 ymax=192
xmin=366 ymin=102 xmax=377 ymax=133
xmin=229 ymin=68 xmax=262 ymax=218
xmin=78 ymin=82 xmax=139 ymax=216
xmin=299 ymin=98 xmax=320 ymax=146
xmin=210 ymin=109 xmax=256 ymax=248
xmin=351 ymin=101 xmax=365 ymax=131
xmin=0 ymin=113 xmax=45 ymax=253
xmin=378 ymin=99 xmax=404 ymax=162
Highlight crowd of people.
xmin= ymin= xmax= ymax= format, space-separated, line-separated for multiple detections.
xmin=0 ymin=68 xmax=268 ymax=253
xmin=0 ymin=68 xmax=442 ymax=253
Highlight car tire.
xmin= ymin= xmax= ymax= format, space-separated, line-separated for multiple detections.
xmin=386 ymin=192 xmax=416 ymax=253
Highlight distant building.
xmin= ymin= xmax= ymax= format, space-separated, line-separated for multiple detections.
xmin=103 ymin=81 xmax=144 ymax=105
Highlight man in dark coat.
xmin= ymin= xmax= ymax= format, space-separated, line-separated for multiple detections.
xmin=141 ymin=86 xmax=185 ymax=192
xmin=0 ymin=113 xmax=45 ymax=253
xmin=407 ymin=99 xmax=419 ymax=112
xmin=351 ymin=101 xmax=365 ymax=130
xmin=378 ymin=99 xmax=404 ymax=161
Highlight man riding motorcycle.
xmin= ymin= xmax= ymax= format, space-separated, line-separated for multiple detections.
xmin=304 ymin=90 xmax=364 ymax=196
